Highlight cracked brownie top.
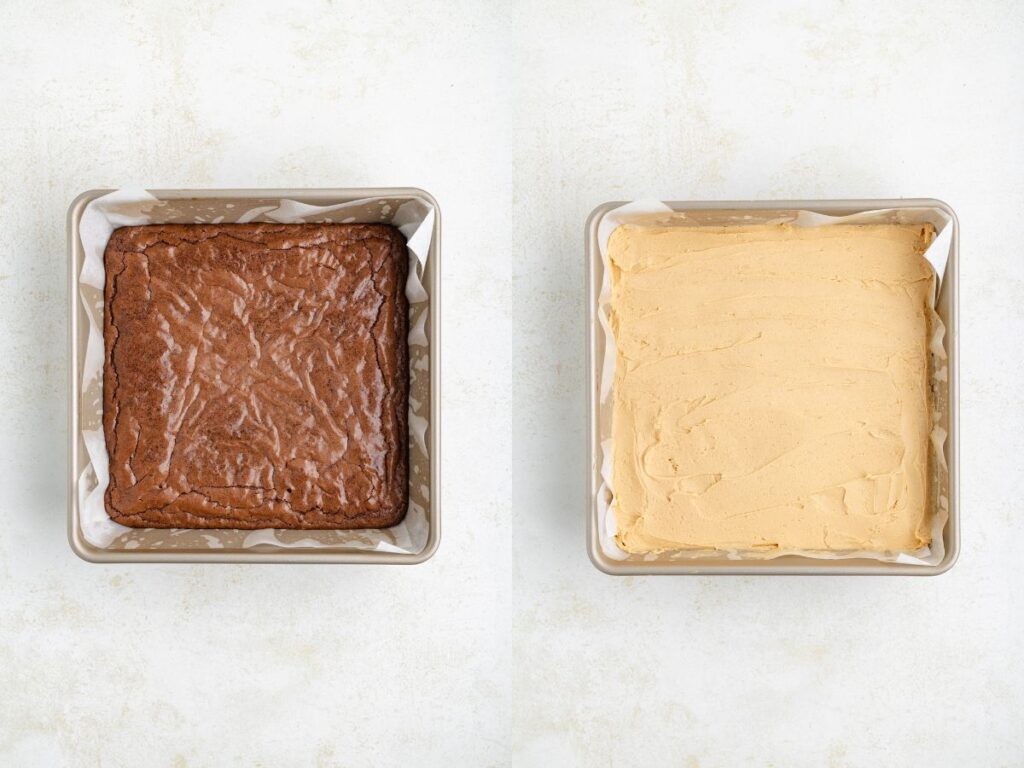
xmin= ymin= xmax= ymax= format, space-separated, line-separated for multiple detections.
xmin=102 ymin=223 xmax=409 ymax=530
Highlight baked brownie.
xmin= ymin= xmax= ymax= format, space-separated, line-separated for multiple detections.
xmin=103 ymin=223 xmax=409 ymax=529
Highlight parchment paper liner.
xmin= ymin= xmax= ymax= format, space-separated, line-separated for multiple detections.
xmin=595 ymin=201 xmax=951 ymax=565
xmin=77 ymin=189 xmax=434 ymax=554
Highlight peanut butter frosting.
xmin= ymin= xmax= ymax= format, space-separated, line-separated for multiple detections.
xmin=609 ymin=222 xmax=935 ymax=554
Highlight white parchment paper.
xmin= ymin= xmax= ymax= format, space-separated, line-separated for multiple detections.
xmin=595 ymin=200 xmax=952 ymax=565
xmin=77 ymin=189 xmax=434 ymax=554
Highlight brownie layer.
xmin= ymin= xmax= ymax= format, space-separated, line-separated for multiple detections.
xmin=103 ymin=223 xmax=409 ymax=529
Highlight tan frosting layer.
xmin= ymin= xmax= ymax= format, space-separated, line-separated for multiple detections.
xmin=609 ymin=223 xmax=935 ymax=554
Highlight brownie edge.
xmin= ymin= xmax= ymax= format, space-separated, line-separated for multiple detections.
xmin=102 ymin=222 xmax=409 ymax=530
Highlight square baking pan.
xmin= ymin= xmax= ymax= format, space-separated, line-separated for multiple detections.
xmin=586 ymin=199 xmax=959 ymax=575
xmin=68 ymin=188 xmax=440 ymax=564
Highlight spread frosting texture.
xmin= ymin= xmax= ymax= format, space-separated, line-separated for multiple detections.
xmin=609 ymin=223 xmax=935 ymax=553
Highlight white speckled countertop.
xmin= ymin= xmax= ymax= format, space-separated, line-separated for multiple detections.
xmin=0 ymin=1 xmax=1021 ymax=765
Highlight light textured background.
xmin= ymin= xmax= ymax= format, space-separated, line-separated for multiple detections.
xmin=0 ymin=0 xmax=1021 ymax=765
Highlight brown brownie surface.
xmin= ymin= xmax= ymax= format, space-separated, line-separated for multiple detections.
xmin=103 ymin=223 xmax=409 ymax=529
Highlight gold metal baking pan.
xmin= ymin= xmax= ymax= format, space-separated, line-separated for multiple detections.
xmin=586 ymin=199 xmax=959 ymax=575
xmin=68 ymin=188 xmax=440 ymax=564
